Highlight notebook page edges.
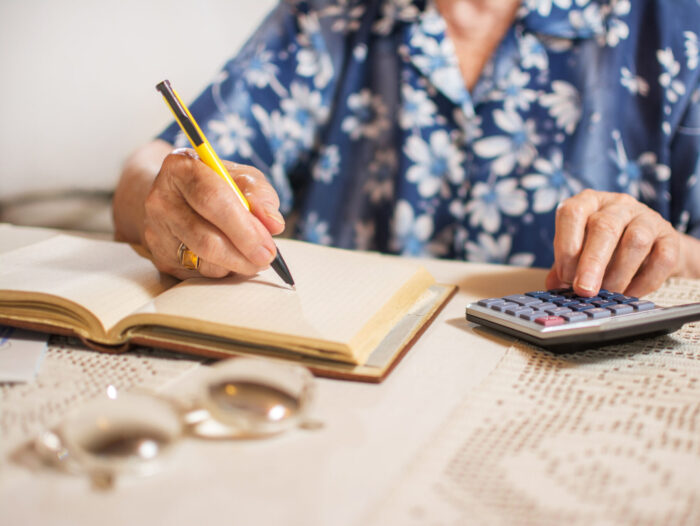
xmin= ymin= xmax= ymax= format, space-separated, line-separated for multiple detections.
xmin=0 ymin=234 xmax=175 ymax=341
xmin=121 ymin=240 xmax=435 ymax=361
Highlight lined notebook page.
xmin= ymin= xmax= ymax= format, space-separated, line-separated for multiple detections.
xmin=132 ymin=239 xmax=433 ymax=350
xmin=0 ymin=235 xmax=175 ymax=334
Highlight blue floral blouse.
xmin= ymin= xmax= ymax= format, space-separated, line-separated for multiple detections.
xmin=159 ymin=0 xmax=700 ymax=268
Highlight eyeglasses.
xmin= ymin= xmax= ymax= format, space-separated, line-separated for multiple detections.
xmin=34 ymin=357 xmax=317 ymax=488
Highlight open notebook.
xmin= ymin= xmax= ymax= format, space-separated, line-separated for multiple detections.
xmin=0 ymin=228 xmax=454 ymax=382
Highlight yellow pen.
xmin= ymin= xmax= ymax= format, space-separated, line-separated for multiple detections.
xmin=156 ymin=79 xmax=295 ymax=288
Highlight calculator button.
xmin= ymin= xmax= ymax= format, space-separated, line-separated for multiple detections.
xmin=585 ymin=308 xmax=612 ymax=319
xmin=552 ymin=298 xmax=577 ymax=307
xmin=519 ymin=310 xmax=549 ymax=321
xmin=545 ymin=307 xmax=573 ymax=316
xmin=547 ymin=288 xmax=573 ymax=295
xmin=591 ymin=299 xmax=617 ymax=308
xmin=492 ymin=302 xmax=519 ymax=312
xmin=506 ymin=306 xmax=533 ymax=316
xmin=607 ymin=304 xmax=634 ymax=315
xmin=569 ymin=302 xmax=595 ymax=311
xmin=545 ymin=294 xmax=565 ymax=302
xmin=535 ymin=316 xmax=565 ymax=326
xmin=536 ymin=302 xmax=557 ymax=311
xmin=525 ymin=291 xmax=550 ymax=298
xmin=629 ymin=300 xmax=655 ymax=311
xmin=597 ymin=289 xmax=614 ymax=298
xmin=611 ymin=294 xmax=638 ymax=304
xmin=503 ymin=295 xmax=542 ymax=306
xmin=578 ymin=296 xmax=602 ymax=303
xmin=478 ymin=298 xmax=506 ymax=307
xmin=562 ymin=312 xmax=588 ymax=323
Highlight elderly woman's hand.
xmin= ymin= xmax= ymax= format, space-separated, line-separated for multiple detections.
xmin=136 ymin=148 xmax=285 ymax=280
xmin=545 ymin=189 xmax=684 ymax=298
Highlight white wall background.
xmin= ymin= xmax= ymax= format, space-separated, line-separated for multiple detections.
xmin=0 ymin=0 xmax=276 ymax=200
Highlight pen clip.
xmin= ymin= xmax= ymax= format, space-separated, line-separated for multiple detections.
xmin=156 ymin=80 xmax=203 ymax=147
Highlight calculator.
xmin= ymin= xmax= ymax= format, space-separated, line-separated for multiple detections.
xmin=466 ymin=288 xmax=700 ymax=352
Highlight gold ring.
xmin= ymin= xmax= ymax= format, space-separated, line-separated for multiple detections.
xmin=177 ymin=242 xmax=200 ymax=270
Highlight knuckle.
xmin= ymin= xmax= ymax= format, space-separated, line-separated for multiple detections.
xmin=580 ymin=188 xmax=598 ymax=200
xmin=588 ymin=213 xmax=622 ymax=238
xmin=194 ymin=233 xmax=225 ymax=260
xmin=556 ymin=200 xmax=584 ymax=221
xmin=624 ymin=226 xmax=655 ymax=251
xmin=654 ymin=242 xmax=678 ymax=270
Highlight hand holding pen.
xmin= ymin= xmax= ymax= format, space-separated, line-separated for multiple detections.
xmin=126 ymin=80 xmax=294 ymax=286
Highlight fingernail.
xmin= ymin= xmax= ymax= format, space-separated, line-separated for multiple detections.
xmin=265 ymin=206 xmax=285 ymax=226
xmin=575 ymin=272 xmax=598 ymax=294
xmin=252 ymin=245 xmax=275 ymax=266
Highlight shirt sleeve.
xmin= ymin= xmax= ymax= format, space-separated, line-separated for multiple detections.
xmin=670 ymin=82 xmax=700 ymax=238
xmin=157 ymin=1 xmax=340 ymax=214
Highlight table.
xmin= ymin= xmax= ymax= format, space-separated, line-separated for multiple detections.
xmin=2 ymin=226 xmax=700 ymax=525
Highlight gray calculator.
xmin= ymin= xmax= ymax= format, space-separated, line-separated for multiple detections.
xmin=466 ymin=288 xmax=700 ymax=352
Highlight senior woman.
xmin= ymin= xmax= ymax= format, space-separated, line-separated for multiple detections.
xmin=113 ymin=0 xmax=700 ymax=297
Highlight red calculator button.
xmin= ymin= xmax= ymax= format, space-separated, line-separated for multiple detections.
xmin=535 ymin=316 xmax=565 ymax=327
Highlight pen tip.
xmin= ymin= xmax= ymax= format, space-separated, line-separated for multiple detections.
xmin=290 ymin=284 xmax=297 ymax=291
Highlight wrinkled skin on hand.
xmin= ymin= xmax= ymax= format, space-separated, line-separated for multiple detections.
xmin=141 ymin=149 xmax=286 ymax=280
xmin=546 ymin=189 xmax=682 ymax=298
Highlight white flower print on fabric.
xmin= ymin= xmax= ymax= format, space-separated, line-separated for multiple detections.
xmin=313 ymin=144 xmax=341 ymax=183
xmin=319 ymin=1 xmax=366 ymax=34
xmin=489 ymin=69 xmax=538 ymax=112
xmin=465 ymin=232 xmax=535 ymax=267
xmin=241 ymin=45 xmax=286 ymax=97
xmin=391 ymin=200 xmax=435 ymax=256
xmin=569 ymin=0 xmax=631 ymax=47
xmin=521 ymin=150 xmax=583 ymax=213
xmin=460 ymin=178 xmax=529 ymax=233
xmin=341 ymin=89 xmax=390 ymax=140
xmin=610 ymin=130 xmax=670 ymax=201
xmin=539 ymin=80 xmax=582 ymax=134
xmin=473 ymin=109 xmax=541 ymax=176
xmin=658 ymin=48 xmax=687 ymax=104
xmin=453 ymin=109 xmax=483 ymax=146
xmin=601 ymin=0 xmax=631 ymax=47
xmin=280 ymin=82 xmax=329 ymax=148
xmin=208 ymin=114 xmax=254 ymax=158
xmin=518 ymin=33 xmax=549 ymax=71
xmin=300 ymin=212 xmax=332 ymax=245
xmin=405 ymin=130 xmax=466 ymax=197
xmin=685 ymin=31 xmax=699 ymax=70
xmin=399 ymin=83 xmax=437 ymax=130
xmin=373 ymin=0 xmax=419 ymax=35
xmin=409 ymin=33 xmax=467 ymax=104
xmin=620 ymin=67 xmax=650 ymax=97
xmin=524 ymin=0 xmax=573 ymax=17
xmin=296 ymin=14 xmax=334 ymax=90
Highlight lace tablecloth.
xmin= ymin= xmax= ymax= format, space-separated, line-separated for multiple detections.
xmin=368 ymin=278 xmax=700 ymax=525
xmin=0 ymin=338 xmax=205 ymax=456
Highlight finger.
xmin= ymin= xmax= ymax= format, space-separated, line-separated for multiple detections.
xmin=552 ymin=190 xmax=602 ymax=285
xmin=545 ymin=266 xmax=568 ymax=290
xmin=143 ymin=194 xmax=259 ymax=279
xmin=225 ymin=163 xmax=286 ymax=236
xmin=572 ymin=202 xmax=638 ymax=296
xmin=600 ymin=213 xmax=659 ymax=293
xmin=623 ymin=232 xmax=680 ymax=298
xmin=164 ymin=235 xmax=234 ymax=281
xmin=169 ymin=155 xmax=277 ymax=269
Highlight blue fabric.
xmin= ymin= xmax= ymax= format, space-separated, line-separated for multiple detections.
xmin=159 ymin=0 xmax=700 ymax=268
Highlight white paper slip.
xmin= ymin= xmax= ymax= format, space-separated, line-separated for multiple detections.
xmin=0 ymin=326 xmax=48 ymax=383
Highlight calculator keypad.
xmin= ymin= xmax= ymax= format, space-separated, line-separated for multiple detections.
xmin=476 ymin=288 xmax=655 ymax=327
